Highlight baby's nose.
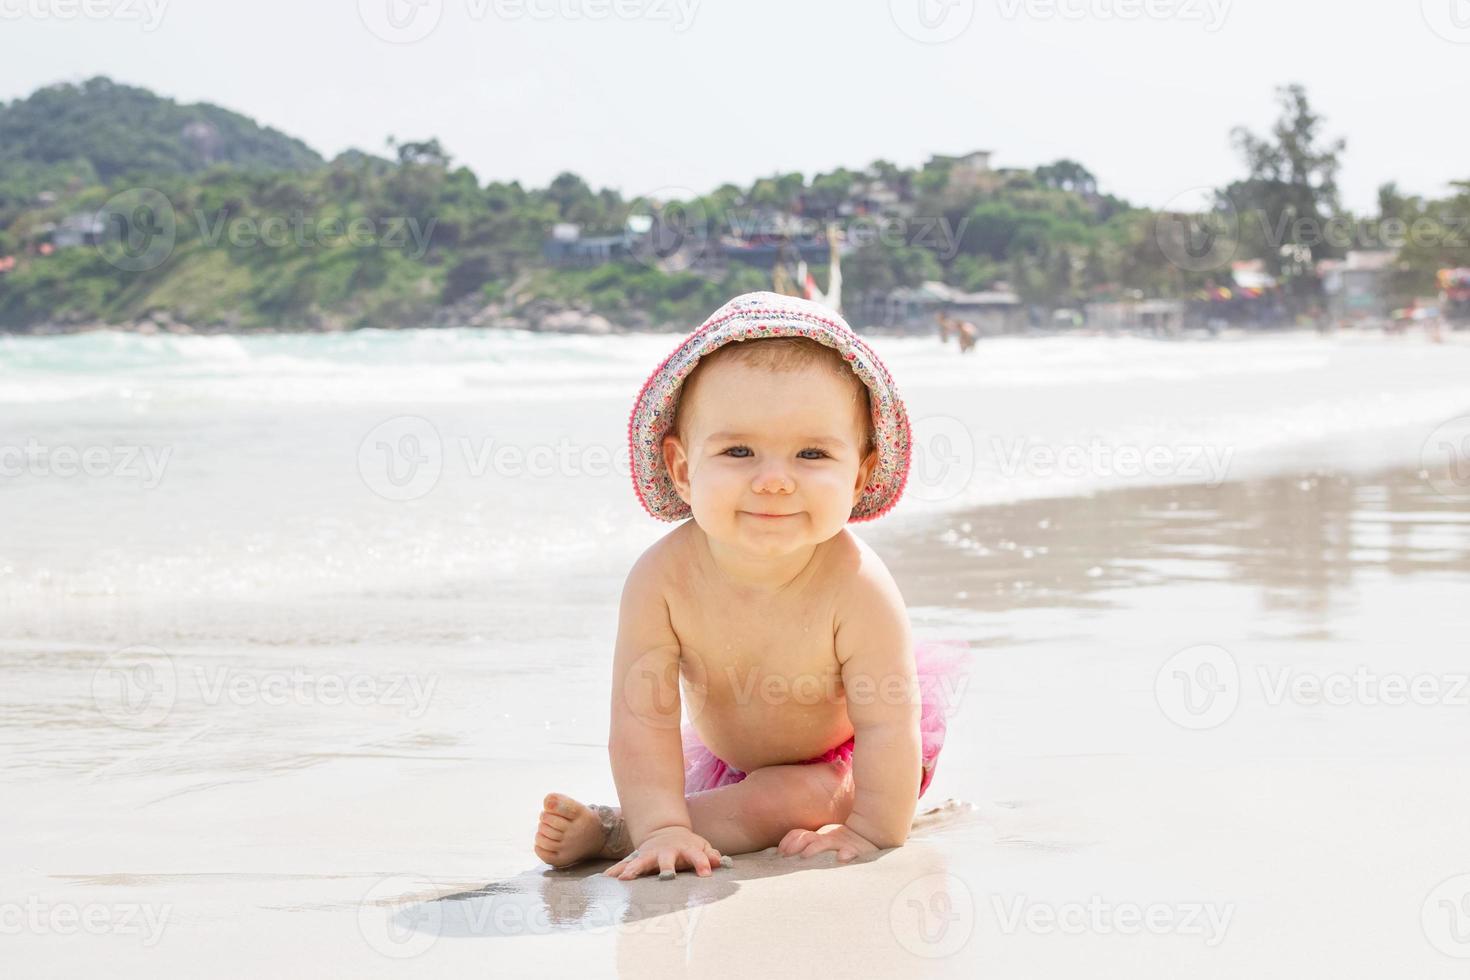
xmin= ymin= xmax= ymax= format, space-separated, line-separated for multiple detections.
xmin=752 ymin=464 xmax=795 ymax=493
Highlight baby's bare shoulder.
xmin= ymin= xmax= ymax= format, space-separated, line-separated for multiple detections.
xmin=623 ymin=520 xmax=701 ymax=601
xmin=823 ymin=529 xmax=906 ymax=613
xmin=828 ymin=535 xmax=911 ymax=672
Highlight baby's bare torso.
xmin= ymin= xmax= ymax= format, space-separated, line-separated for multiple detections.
xmin=654 ymin=522 xmax=864 ymax=773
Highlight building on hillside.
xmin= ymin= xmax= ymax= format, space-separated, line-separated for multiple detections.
xmin=541 ymin=222 xmax=634 ymax=267
xmin=52 ymin=211 xmax=106 ymax=249
xmin=929 ymin=150 xmax=1001 ymax=195
xmin=863 ymin=280 xmax=1024 ymax=334
xmin=845 ymin=179 xmax=913 ymax=218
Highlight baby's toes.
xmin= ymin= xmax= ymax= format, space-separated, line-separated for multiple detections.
xmin=542 ymin=793 xmax=581 ymax=819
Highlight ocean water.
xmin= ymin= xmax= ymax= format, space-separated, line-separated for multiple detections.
xmin=2 ymin=326 xmax=1468 ymax=646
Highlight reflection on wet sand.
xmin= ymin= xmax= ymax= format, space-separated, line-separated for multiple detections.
xmin=369 ymin=802 xmax=989 ymax=978
xmin=414 ymin=801 xmax=985 ymax=940
xmin=886 ymin=467 xmax=1470 ymax=625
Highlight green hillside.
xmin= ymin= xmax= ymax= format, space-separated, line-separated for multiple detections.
xmin=0 ymin=78 xmax=1461 ymax=333
xmin=0 ymin=76 xmax=323 ymax=184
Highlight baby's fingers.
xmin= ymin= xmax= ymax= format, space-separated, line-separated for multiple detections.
xmin=799 ymin=836 xmax=834 ymax=858
xmin=683 ymin=847 xmax=712 ymax=877
xmin=607 ymin=851 xmax=651 ymax=879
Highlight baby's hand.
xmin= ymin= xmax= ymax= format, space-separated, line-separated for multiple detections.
xmin=603 ymin=826 xmax=728 ymax=881
xmin=777 ymin=823 xmax=881 ymax=862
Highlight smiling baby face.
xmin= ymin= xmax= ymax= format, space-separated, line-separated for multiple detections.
xmin=659 ymin=337 xmax=879 ymax=555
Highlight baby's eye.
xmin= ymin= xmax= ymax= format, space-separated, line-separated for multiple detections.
xmin=798 ymin=448 xmax=831 ymax=460
xmin=721 ymin=445 xmax=753 ymax=458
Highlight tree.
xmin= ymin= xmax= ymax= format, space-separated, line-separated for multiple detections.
xmin=1035 ymin=160 xmax=1097 ymax=196
xmin=1375 ymin=182 xmax=1419 ymax=224
xmin=1394 ymin=179 xmax=1470 ymax=306
xmin=387 ymin=137 xmax=451 ymax=168
xmin=543 ymin=172 xmax=604 ymax=226
xmin=748 ymin=172 xmax=805 ymax=210
xmin=846 ymin=241 xmax=940 ymax=296
xmin=1218 ymin=84 xmax=1345 ymax=308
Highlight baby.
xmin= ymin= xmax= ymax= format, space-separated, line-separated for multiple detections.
xmin=533 ymin=292 xmax=955 ymax=881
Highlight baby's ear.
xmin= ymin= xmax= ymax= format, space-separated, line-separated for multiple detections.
xmin=853 ymin=447 xmax=879 ymax=498
xmin=661 ymin=434 xmax=692 ymax=504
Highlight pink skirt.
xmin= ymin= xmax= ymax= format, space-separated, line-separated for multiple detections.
xmin=681 ymin=638 xmax=970 ymax=799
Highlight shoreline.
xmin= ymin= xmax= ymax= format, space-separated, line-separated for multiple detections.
xmin=6 ymin=315 xmax=1464 ymax=341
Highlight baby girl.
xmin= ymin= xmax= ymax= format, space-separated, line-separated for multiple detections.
xmin=533 ymin=291 xmax=960 ymax=880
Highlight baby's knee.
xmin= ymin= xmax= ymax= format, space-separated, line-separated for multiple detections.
xmin=747 ymin=762 xmax=853 ymax=831
xmin=809 ymin=761 xmax=856 ymax=818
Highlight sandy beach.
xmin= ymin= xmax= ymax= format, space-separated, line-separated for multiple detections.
xmin=4 ymin=329 xmax=1470 ymax=976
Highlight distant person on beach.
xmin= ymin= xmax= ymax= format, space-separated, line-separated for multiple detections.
xmin=935 ymin=310 xmax=978 ymax=354
xmin=534 ymin=292 xmax=965 ymax=880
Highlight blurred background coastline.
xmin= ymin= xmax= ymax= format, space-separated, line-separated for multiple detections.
xmin=1 ymin=77 xmax=1466 ymax=340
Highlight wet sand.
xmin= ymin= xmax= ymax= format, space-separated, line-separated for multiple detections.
xmin=6 ymin=464 xmax=1470 ymax=977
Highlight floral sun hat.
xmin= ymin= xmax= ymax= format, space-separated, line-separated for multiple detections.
xmin=627 ymin=291 xmax=912 ymax=523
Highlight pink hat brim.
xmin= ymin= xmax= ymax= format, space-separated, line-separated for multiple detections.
xmin=627 ymin=291 xmax=911 ymax=523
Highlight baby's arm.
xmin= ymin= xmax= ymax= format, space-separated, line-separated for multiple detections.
xmin=784 ymin=569 xmax=921 ymax=858
xmin=839 ymin=571 xmax=922 ymax=848
xmin=603 ymin=553 xmax=722 ymax=878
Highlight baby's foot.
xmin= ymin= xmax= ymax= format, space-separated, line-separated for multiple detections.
xmin=533 ymin=793 xmax=633 ymax=869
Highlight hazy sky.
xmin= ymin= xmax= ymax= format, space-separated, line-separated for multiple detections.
xmin=2 ymin=0 xmax=1467 ymax=213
